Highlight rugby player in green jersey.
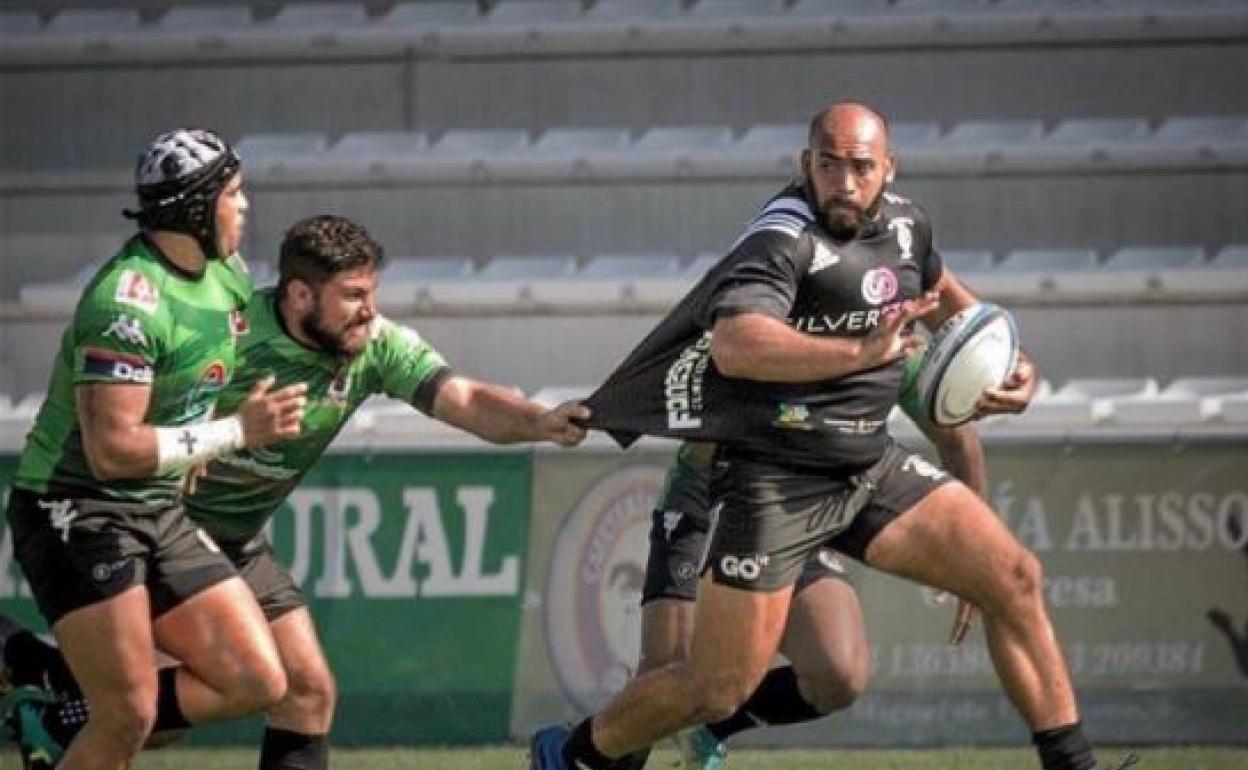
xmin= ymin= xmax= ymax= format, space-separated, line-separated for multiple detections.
xmin=3 ymin=214 xmax=589 ymax=770
xmin=1 ymin=129 xmax=309 ymax=770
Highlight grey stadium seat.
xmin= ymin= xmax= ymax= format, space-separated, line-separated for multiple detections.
xmin=423 ymin=255 xmax=575 ymax=310
xmin=305 ymin=132 xmax=431 ymax=181
xmin=1152 ymin=244 xmax=1248 ymax=297
xmin=0 ymin=11 xmax=42 ymax=36
xmin=1111 ymin=376 xmax=1248 ymax=428
xmin=969 ymin=248 xmax=1097 ymax=297
xmin=376 ymin=257 xmax=475 ymax=308
xmin=907 ymin=119 xmax=1044 ymax=175
xmin=1009 ymin=117 xmax=1151 ymax=172
xmin=589 ymin=126 xmax=734 ymax=179
xmin=45 ymin=8 xmax=141 ymax=36
xmin=488 ymin=128 xmax=632 ymax=182
xmin=941 ymin=249 xmax=995 ymax=275
xmin=420 ymin=129 xmax=531 ymax=181
xmin=235 ymin=133 xmax=330 ymax=178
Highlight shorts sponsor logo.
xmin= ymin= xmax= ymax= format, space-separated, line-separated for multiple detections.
xmin=861 ymin=267 xmax=899 ymax=306
xmin=91 ymin=558 xmax=132 ymax=583
xmin=719 ymin=553 xmax=770 ymax=581
xmin=545 ymin=465 xmax=667 ymax=712
xmin=114 ymin=269 xmax=159 ymax=314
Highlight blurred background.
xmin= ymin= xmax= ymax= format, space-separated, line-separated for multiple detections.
xmin=0 ymin=0 xmax=1245 ymax=753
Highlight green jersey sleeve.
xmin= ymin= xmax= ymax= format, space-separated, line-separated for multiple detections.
xmin=898 ymin=346 xmax=927 ymax=428
xmin=371 ymin=317 xmax=452 ymax=414
xmin=71 ymin=266 xmax=168 ymax=386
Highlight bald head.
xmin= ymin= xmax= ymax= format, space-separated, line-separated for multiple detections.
xmin=801 ymin=101 xmax=896 ymax=239
xmin=807 ymin=102 xmax=891 ymax=152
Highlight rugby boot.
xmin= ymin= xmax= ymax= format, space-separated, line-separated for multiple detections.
xmin=529 ymin=725 xmax=572 ymax=770
xmin=674 ymin=725 xmax=726 ymax=770
xmin=1 ymin=686 xmax=65 ymax=770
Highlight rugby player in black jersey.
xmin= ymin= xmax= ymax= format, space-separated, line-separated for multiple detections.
xmin=531 ymin=102 xmax=1124 ymax=770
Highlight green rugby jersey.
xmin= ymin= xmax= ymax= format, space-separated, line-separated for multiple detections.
xmin=14 ymin=235 xmax=253 ymax=507
xmin=185 ymin=289 xmax=451 ymax=544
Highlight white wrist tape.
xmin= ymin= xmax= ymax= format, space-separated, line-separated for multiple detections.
xmin=155 ymin=416 xmax=245 ymax=474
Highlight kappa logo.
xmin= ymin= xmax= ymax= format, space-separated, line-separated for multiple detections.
xmin=719 ymin=554 xmax=770 ymax=581
xmin=662 ymin=510 xmax=683 ymax=541
xmin=809 ymin=242 xmax=841 ymax=274
xmin=37 ymin=499 xmax=78 ymax=543
xmin=114 ymin=269 xmax=159 ymax=314
xmin=103 ymin=314 xmax=148 ymax=347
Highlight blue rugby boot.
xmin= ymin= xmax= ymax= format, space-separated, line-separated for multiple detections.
xmin=529 ymin=724 xmax=572 ymax=770
xmin=674 ymin=725 xmax=726 ymax=770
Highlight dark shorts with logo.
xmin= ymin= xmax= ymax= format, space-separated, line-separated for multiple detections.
xmin=642 ymin=487 xmax=853 ymax=605
xmin=222 ymin=537 xmax=306 ymax=623
xmin=6 ymin=487 xmax=237 ymax=626
xmin=706 ymin=440 xmax=953 ymax=592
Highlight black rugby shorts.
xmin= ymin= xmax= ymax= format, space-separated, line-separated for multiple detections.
xmin=705 ymin=440 xmax=952 ymax=592
xmin=7 ymin=487 xmax=237 ymax=625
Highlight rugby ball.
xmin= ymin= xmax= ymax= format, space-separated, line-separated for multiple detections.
xmin=914 ymin=302 xmax=1020 ymax=427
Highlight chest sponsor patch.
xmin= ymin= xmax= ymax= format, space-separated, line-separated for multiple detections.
xmin=861 ymin=267 xmax=899 ymax=305
xmin=114 ymin=269 xmax=160 ymax=314
xmin=229 ymin=310 xmax=250 ymax=337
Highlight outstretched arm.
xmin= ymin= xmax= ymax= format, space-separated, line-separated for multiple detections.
xmin=430 ymin=375 xmax=589 ymax=447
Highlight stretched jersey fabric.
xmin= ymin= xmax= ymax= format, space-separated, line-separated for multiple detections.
xmin=586 ymin=183 xmax=942 ymax=471
xmin=185 ymin=289 xmax=451 ymax=544
xmin=14 ymin=235 xmax=252 ymax=507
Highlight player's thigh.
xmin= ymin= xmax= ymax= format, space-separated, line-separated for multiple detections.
xmin=864 ymin=480 xmax=1032 ymax=605
xmin=688 ymin=576 xmax=793 ymax=703
xmin=782 ymin=566 xmax=869 ymax=694
xmin=53 ymin=585 xmax=158 ymax=717
xmin=153 ymin=575 xmax=282 ymax=691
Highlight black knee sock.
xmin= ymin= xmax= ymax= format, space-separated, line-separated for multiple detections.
xmin=563 ymin=718 xmax=614 ymax=770
xmin=153 ymin=666 xmax=191 ymax=732
xmin=259 ymin=728 xmax=330 ymax=770
xmin=613 ymin=747 xmax=651 ymax=770
xmin=1032 ymin=722 xmax=1097 ymax=770
xmin=706 ymin=666 xmax=823 ymax=742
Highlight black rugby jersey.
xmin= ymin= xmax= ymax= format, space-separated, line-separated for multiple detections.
xmin=585 ymin=182 xmax=943 ymax=471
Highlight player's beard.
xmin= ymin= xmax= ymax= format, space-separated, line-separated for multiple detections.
xmin=822 ymin=190 xmax=883 ymax=240
xmin=300 ymin=305 xmax=367 ymax=361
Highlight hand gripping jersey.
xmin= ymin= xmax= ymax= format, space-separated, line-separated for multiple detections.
xmin=586 ymin=183 xmax=943 ymax=471
xmin=184 ymin=289 xmax=452 ymax=545
xmin=14 ymin=235 xmax=252 ymax=507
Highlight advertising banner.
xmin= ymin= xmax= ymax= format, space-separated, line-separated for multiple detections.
xmin=0 ymin=451 xmax=532 ymax=745
xmin=513 ymin=440 xmax=1248 ymax=746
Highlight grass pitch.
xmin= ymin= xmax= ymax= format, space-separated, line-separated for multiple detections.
xmin=0 ymin=745 xmax=1236 ymax=769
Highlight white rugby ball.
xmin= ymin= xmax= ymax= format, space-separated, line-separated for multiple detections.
xmin=915 ymin=302 xmax=1020 ymax=427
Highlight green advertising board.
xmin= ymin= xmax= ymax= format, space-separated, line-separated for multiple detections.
xmin=0 ymin=451 xmax=532 ymax=746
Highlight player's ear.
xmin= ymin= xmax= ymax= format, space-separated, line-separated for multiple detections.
xmin=288 ymin=278 xmax=313 ymax=311
xmin=800 ymin=147 xmax=811 ymax=176
xmin=885 ymin=152 xmax=897 ymax=184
